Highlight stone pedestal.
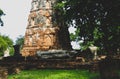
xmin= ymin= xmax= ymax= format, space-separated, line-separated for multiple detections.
xmin=89 ymin=45 xmax=98 ymax=60
xmin=4 ymin=48 xmax=10 ymax=57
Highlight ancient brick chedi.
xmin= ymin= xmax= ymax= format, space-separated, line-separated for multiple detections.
xmin=21 ymin=0 xmax=72 ymax=56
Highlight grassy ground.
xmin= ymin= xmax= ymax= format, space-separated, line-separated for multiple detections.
xmin=8 ymin=69 xmax=100 ymax=79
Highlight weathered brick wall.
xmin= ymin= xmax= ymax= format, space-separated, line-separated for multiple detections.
xmin=0 ymin=67 xmax=8 ymax=79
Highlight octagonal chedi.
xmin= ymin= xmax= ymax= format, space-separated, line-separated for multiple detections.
xmin=21 ymin=0 xmax=72 ymax=56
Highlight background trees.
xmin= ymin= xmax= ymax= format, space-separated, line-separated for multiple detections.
xmin=57 ymin=0 xmax=120 ymax=54
xmin=0 ymin=0 xmax=120 ymax=56
xmin=15 ymin=35 xmax=24 ymax=46
xmin=15 ymin=35 xmax=24 ymax=49
xmin=0 ymin=36 xmax=7 ymax=56
xmin=0 ymin=9 xmax=14 ymax=56
xmin=0 ymin=35 xmax=14 ymax=56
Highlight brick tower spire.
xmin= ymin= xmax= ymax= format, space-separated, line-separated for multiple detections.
xmin=21 ymin=0 xmax=72 ymax=56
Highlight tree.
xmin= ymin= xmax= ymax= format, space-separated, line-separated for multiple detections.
xmin=0 ymin=36 xmax=7 ymax=56
xmin=54 ymin=0 xmax=73 ymax=50
xmin=57 ymin=0 xmax=120 ymax=55
xmin=15 ymin=35 xmax=24 ymax=48
xmin=0 ymin=9 xmax=5 ymax=26
xmin=0 ymin=35 xmax=14 ymax=56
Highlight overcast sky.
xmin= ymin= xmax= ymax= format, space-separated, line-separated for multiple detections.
xmin=0 ymin=0 xmax=80 ymax=49
xmin=0 ymin=0 xmax=31 ymax=42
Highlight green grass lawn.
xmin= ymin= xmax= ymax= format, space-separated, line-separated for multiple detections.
xmin=8 ymin=69 xmax=100 ymax=79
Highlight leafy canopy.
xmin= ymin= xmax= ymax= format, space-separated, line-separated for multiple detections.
xmin=57 ymin=0 xmax=120 ymax=54
xmin=0 ymin=35 xmax=14 ymax=56
xmin=15 ymin=35 xmax=24 ymax=49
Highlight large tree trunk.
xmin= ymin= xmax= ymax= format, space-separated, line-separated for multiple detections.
xmin=58 ymin=26 xmax=72 ymax=50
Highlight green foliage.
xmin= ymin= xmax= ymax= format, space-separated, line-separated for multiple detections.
xmin=55 ymin=1 xmax=66 ymax=9
xmin=0 ymin=9 xmax=4 ymax=15
xmin=0 ymin=36 xmax=7 ymax=56
xmin=0 ymin=35 xmax=14 ymax=56
xmin=15 ymin=35 xmax=24 ymax=46
xmin=2 ymin=35 xmax=13 ymax=46
xmin=58 ymin=0 xmax=120 ymax=54
xmin=15 ymin=35 xmax=24 ymax=53
xmin=1 ymin=35 xmax=14 ymax=55
xmin=8 ymin=69 xmax=99 ymax=79
xmin=70 ymin=33 xmax=76 ymax=41
xmin=70 ymin=28 xmax=80 ymax=41
xmin=9 ymin=47 xmax=14 ymax=56
xmin=54 ymin=1 xmax=70 ymax=27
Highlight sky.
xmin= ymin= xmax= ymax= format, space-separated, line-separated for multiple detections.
xmin=0 ymin=0 xmax=31 ymax=42
xmin=0 ymin=0 xmax=80 ymax=49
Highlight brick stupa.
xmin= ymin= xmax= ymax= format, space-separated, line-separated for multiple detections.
xmin=21 ymin=0 xmax=72 ymax=57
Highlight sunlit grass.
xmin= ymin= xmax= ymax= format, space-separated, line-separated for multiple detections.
xmin=8 ymin=69 xmax=100 ymax=79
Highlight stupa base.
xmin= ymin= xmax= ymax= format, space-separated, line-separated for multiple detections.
xmin=36 ymin=49 xmax=77 ymax=59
